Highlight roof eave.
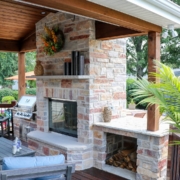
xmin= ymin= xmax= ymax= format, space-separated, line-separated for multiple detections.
xmin=128 ymin=0 xmax=180 ymax=28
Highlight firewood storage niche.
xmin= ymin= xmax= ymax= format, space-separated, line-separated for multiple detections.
xmin=106 ymin=133 xmax=137 ymax=172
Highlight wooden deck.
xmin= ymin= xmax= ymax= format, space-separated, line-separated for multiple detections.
xmin=72 ymin=167 xmax=128 ymax=180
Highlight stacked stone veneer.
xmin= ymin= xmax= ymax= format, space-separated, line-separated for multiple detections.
xmin=13 ymin=111 xmax=37 ymax=141
xmin=93 ymin=125 xmax=169 ymax=180
xmin=27 ymin=11 xmax=126 ymax=170
xmin=35 ymin=12 xmax=126 ymax=135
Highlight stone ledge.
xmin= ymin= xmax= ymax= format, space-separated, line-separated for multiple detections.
xmin=26 ymin=75 xmax=94 ymax=80
xmin=93 ymin=116 xmax=169 ymax=137
xmin=27 ymin=131 xmax=92 ymax=151
xmin=103 ymin=164 xmax=136 ymax=180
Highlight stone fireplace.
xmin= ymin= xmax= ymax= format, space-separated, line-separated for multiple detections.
xmin=27 ymin=11 xmax=126 ymax=170
xmin=26 ymin=11 xmax=170 ymax=179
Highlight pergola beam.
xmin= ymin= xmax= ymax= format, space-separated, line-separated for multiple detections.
xmin=95 ymin=21 xmax=147 ymax=40
xmin=18 ymin=0 xmax=162 ymax=33
xmin=20 ymin=31 xmax=36 ymax=52
xmin=147 ymin=32 xmax=161 ymax=131
xmin=0 ymin=39 xmax=19 ymax=52
xmin=18 ymin=52 xmax=26 ymax=99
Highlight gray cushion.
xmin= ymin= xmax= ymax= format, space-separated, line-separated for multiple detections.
xmin=2 ymin=154 xmax=65 ymax=170
xmin=2 ymin=154 xmax=65 ymax=180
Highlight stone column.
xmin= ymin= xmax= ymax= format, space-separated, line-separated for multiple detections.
xmin=136 ymin=134 xmax=169 ymax=180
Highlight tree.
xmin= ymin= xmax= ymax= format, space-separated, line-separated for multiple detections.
xmin=126 ymin=36 xmax=148 ymax=78
xmin=25 ymin=51 xmax=36 ymax=88
xmin=127 ymin=0 xmax=180 ymax=78
xmin=171 ymin=0 xmax=180 ymax=5
xmin=161 ymin=29 xmax=180 ymax=68
xmin=0 ymin=51 xmax=36 ymax=88
xmin=0 ymin=52 xmax=18 ymax=87
xmin=127 ymin=29 xmax=180 ymax=78
xmin=25 ymin=51 xmax=36 ymax=72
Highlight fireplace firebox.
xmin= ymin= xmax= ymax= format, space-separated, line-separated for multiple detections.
xmin=49 ymin=98 xmax=77 ymax=137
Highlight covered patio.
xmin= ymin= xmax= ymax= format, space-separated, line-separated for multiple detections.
xmin=1 ymin=0 xmax=180 ymax=179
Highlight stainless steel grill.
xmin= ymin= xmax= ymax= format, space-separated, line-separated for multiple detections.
xmin=14 ymin=95 xmax=36 ymax=120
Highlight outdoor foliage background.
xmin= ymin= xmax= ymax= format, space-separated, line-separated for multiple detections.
xmin=0 ymin=52 xmax=36 ymax=88
xmin=127 ymin=0 xmax=180 ymax=79
xmin=126 ymin=0 xmax=180 ymax=108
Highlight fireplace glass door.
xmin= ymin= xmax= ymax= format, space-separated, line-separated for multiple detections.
xmin=49 ymin=99 xmax=77 ymax=137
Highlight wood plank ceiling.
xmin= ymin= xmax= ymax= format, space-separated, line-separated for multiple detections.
xmin=0 ymin=0 xmax=162 ymax=52
xmin=19 ymin=0 xmax=162 ymax=33
xmin=0 ymin=0 xmax=57 ymax=52
xmin=15 ymin=0 xmax=162 ymax=41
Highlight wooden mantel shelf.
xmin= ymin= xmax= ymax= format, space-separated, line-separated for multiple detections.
xmin=26 ymin=75 xmax=94 ymax=80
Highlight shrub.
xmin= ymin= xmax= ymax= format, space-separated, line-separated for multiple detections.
xmin=126 ymin=78 xmax=147 ymax=109
xmin=26 ymin=88 xmax=36 ymax=95
xmin=12 ymin=90 xmax=18 ymax=100
xmin=0 ymin=88 xmax=13 ymax=102
xmin=2 ymin=96 xmax=15 ymax=104
xmin=126 ymin=78 xmax=136 ymax=105
xmin=27 ymin=80 xmax=36 ymax=88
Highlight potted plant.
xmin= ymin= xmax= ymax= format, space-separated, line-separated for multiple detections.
xmin=128 ymin=99 xmax=136 ymax=110
xmin=132 ymin=61 xmax=180 ymax=141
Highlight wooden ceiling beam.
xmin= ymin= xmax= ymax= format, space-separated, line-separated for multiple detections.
xmin=20 ymin=0 xmax=162 ymax=33
xmin=0 ymin=15 xmax=38 ymax=24
xmin=0 ymin=28 xmax=29 ymax=33
xmin=95 ymin=21 xmax=147 ymax=40
xmin=0 ymin=39 xmax=19 ymax=52
xmin=0 ymin=1 xmax=57 ymax=41
xmin=0 ymin=35 xmax=22 ymax=40
xmin=0 ymin=1 xmax=55 ymax=15
xmin=0 ymin=21 xmax=34 ymax=28
xmin=20 ymin=31 xmax=36 ymax=52
xmin=1 ymin=24 xmax=32 ymax=30
xmin=0 ymin=11 xmax=43 ymax=21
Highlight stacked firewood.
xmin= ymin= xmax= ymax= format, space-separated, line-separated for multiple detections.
xmin=106 ymin=149 xmax=137 ymax=172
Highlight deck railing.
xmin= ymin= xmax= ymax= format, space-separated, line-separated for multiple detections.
xmin=170 ymin=133 xmax=180 ymax=180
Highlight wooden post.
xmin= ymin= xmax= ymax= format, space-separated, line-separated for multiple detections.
xmin=147 ymin=31 xmax=160 ymax=131
xmin=18 ymin=52 xmax=26 ymax=99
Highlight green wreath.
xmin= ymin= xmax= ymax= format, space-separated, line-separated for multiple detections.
xmin=41 ymin=25 xmax=65 ymax=56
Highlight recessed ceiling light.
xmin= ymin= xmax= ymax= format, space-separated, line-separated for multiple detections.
xmin=41 ymin=12 xmax=46 ymax=15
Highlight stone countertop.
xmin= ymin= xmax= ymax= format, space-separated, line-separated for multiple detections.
xmin=93 ymin=116 xmax=170 ymax=137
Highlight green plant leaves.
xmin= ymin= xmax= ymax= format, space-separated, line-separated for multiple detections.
xmin=132 ymin=61 xmax=180 ymax=132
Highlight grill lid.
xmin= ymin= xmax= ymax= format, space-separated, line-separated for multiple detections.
xmin=18 ymin=95 xmax=36 ymax=108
